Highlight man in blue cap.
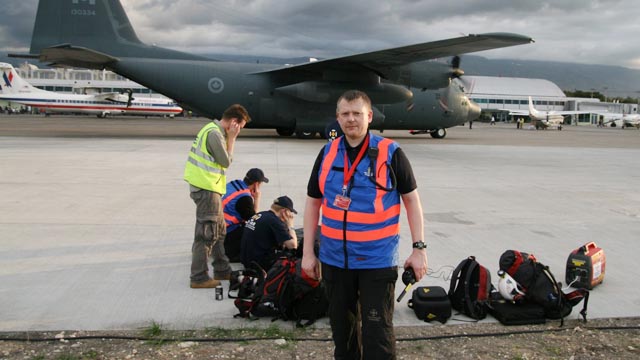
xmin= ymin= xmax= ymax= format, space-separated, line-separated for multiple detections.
xmin=221 ymin=168 xmax=269 ymax=262
xmin=240 ymin=196 xmax=298 ymax=271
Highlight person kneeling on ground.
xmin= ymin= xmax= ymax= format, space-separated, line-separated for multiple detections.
xmin=222 ymin=168 xmax=269 ymax=262
xmin=240 ymin=196 xmax=298 ymax=271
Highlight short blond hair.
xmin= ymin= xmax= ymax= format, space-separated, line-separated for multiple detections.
xmin=336 ymin=90 xmax=372 ymax=112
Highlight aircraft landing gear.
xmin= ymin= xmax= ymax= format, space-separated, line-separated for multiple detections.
xmin=430 ymin=128 xmax=447 ymax=139
xmin=296 ymin=130 xmax=317 ymax=139
xmin=276 ymin=127 xmax=294 ymax=137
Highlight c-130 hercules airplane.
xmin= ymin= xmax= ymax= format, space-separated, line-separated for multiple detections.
xmin=13 ymin=0 xmax=533 ymax=139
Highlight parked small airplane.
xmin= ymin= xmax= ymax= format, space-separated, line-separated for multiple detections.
xmin=510 ymin=96 xmax=640 ymax=130
xmin=509 ymin=96 xmax=584 ymax=130
xmin=0 ymin=63 xmax=182 ymax=118
xmin=12 ymin=0 xmax=533 ymax=138
xmin=600 ymin=113 xmax=640 ymax=129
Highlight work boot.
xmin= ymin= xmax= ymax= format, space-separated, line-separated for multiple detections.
xmin=214 ymin=273 xmax=232 ymax=281
xmin=190 ymin=278 xmax=220 ymax=289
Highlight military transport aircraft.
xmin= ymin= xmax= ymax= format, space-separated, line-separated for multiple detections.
xmin=12 ymin=0 xmax=533 ymax=139
xmin=0 ymin=62 xmax=182 ymax=118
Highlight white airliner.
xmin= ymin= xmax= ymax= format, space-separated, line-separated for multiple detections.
xmin=0 ymin=62 xmax=183 ymax=117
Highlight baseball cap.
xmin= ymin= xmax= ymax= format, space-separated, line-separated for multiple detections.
xmin=244 ymin=168 xmax=269 ymax=184
xmin=273 ymin=196 xmax=297 ymax=214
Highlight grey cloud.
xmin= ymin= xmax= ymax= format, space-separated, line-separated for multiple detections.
xmin=3 ymin=0 xmax=639 ymax=69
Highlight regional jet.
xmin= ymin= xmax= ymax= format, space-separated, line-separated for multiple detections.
xmin=0 ymin=63 xmax=182 ymax=117
xmin=12 ymin=0 xmax=534 ymax=138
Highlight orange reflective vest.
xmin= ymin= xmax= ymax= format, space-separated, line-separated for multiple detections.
xmin=222 ymin=179 xmax=252 ymax=232
xmin=318 ymin=133 xmax=401 ymax=269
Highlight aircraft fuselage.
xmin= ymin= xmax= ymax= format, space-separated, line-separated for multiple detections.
xmin=111 ymin=58 xmax=471 ymax=134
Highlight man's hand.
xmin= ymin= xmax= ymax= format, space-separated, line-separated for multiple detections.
xmin=302 ymin=253 xmax=320 ymax=280
xmin=227 ymin=120 xmax=242 ymax=140
xmin=250 ymin=183 xmax=261 ymax=199
xmin=279 ymin=209 xmax=295 ymax=228
xmin=404 ymin=248 xmax=428 ymax=282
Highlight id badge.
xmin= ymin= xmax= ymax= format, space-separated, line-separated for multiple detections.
xmin=333 ymin=195 xmax=351 ymax=210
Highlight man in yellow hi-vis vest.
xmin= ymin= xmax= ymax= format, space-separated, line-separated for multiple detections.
xmin=184 ymin=104 xmax=251 ymax=288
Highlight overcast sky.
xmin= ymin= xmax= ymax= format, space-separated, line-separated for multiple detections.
xmin=2 ymin=0 xmax=640 ymax=69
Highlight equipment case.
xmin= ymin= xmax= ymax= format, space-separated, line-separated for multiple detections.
xmin=488 ymin=300 xmax=546 ymax=326
xmin=408 ymin=286 xmax=451 ymax=323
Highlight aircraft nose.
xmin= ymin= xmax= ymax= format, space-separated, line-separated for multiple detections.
xmin=467 ymin=99 xmax=481 ymax=122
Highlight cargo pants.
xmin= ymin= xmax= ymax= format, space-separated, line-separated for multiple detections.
xmin=322 ymin=263 xmax=398 ymax=360
xmin=190 ymin=189 xmax=231 ymax=283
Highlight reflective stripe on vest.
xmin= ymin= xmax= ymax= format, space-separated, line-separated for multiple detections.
xmin=222 ymin=180 xmax=252 ymax=230
xmin=318 ymin=133 xmax=401 ymax=269
xmin=183 ymin=122 xmax=227 ymax=193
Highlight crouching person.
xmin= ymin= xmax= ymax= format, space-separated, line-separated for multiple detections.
xmin=240 ymin=196 xmax=298 ymax=271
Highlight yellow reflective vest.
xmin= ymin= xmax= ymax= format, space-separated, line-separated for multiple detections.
xmin=183 ymin=122 xmax=227 ymax=194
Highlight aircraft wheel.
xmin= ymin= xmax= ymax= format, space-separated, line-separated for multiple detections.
xmin=296 ymin=130 xmax=317 ymax=139
xmin=276 ymin=128 xmax=295 ymax=137
xmin=430 ymin=128 xmax=446 ymax=139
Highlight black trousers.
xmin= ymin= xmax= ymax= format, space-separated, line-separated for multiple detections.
xmin=322 ymin=263 xmax=398 ymax=360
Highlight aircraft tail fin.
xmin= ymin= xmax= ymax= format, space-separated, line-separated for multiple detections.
xmin=528 ymin=96 xmax=540 ymax=117
xmin=28 ymin=0 xmax=205 ymax=62
xmin=0 ymin=63 xmax=41 ymax=95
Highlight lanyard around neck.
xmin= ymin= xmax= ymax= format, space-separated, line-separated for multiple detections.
xmin=342 ymin=135 xmax=370 ymax=191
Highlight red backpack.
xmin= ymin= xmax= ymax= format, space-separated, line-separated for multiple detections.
xmin=448 ymin=256 xmax=492 ymax=320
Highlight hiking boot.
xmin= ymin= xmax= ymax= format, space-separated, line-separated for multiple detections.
xmin=214 ymin=274 xmax=232 ymax=281
xmin=190 ymin=278 xmax=220 ymax=289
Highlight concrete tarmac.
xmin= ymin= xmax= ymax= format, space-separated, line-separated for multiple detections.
xmin=1 ymin=115 xmax=639 ymax=331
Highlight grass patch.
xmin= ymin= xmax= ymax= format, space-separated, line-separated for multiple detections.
xmin=204 ymin=324 xmax=296 ymax=340
xmin=141 ymin=320 xmax=163 ymax=338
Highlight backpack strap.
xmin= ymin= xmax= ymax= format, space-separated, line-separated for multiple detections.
xmin=540 ymin=265 xmax=567 ymax=326
xmin=448 ymin=256 xmax=471 ymax=297
xmin=564 ymin=288 xmax=589 ymax=322
xmin=462 ymin=260 xmax=484 ymax=318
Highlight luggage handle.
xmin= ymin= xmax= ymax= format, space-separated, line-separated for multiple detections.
xmin=582 ymin=242 xmax=597 ymax=253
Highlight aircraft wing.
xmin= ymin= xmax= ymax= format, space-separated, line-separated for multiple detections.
xmin=253 ymin=33 xmax=533 ymax=78
xmin=508 ymin=110 xmax=529 ymax=116
xmin=9 ymin=44 xmax=120 ymax=69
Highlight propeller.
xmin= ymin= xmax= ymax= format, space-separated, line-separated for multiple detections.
xmin=450 ymin=55 xmax=464 ymax=79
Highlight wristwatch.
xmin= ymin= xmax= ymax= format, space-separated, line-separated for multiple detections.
xmin=412 ymin=241 xmax=427 ymax=250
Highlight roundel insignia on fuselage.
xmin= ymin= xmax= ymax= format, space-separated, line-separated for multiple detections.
xmin=208 ymin=77 xmax=225 ymax=94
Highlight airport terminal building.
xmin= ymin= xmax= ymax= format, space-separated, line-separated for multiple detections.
xmin=465 ymin=76 xmax=638 ymax=125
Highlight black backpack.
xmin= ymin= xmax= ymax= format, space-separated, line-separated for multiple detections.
xmin=290 ymin=261 xmax=329 ymax=327
xmin=448 ymin=256 xmax=492 ymax=320
xmin=229 ymin=264 xmax=266 ymax=319
xmin=251 ymin=256 xmax=297 ymax=320
xmin=499 ymin=250 xmax=589 ymax=325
